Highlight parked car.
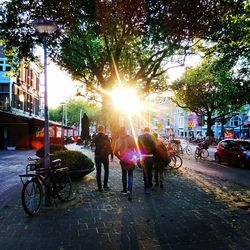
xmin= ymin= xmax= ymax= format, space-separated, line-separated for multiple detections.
xmin=214 ymin=139 xmax=250 ymax=169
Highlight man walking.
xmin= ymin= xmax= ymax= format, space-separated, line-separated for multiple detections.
xmin=92 ymin=125 xmax=113 ymax=191
xmin=138 ymin=127 xmax=156 ymax=195
xmin=114 ymin=127 xmax=137 ymax=201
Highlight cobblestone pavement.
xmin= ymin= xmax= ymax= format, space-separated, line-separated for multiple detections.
xmin=0 ymin=145 xmax=249 ymax=250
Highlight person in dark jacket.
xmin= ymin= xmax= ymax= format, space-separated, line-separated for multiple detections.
xmin=92 ymin=125 xmax=113 ymax=191
xmin=138 ymin=127 xmax=156 ymax=195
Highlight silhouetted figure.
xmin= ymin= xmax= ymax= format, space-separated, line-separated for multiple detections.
xmin=138 ymin=127 xmax=156 ymax=195
xmin=92 ymin=125 xmax=113 ymax=191
xmin=81 ymin=113 xmax=90 ymax=145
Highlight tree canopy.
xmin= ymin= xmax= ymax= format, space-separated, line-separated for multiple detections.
xmin=170 ymin=59 xmax=250 ymax=136
xmin=49 ymin=97 xmax=101 ymax=126
xmin=1 ymin=0 xmax=247 ymax=130
xmin=0 ymin=1 xmax=236 ymax=90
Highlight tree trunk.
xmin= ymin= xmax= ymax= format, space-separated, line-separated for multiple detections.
xmin=101 ymin=93 xmax=120 ymax=140
xmin=206 ymin=116 xmax=214 ymax=137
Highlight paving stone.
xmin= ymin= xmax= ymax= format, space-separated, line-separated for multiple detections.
xmin=0 ymin=146 xmax=250 ymax=249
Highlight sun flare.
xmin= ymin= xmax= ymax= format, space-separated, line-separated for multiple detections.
xmin=111 ymin=87 xmax=143 ymax=114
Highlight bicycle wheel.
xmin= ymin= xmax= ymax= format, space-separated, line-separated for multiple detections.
xmin=201 ymin=149 xmax=209 ymax=159
xmin=172 ymin=155 xmax=183 ymax=169
xmin=178 ymin=145 xmax=184 ymax=154
xmin=54 ymin=171 xmax=72 ymax=202
xmin=194 ymin=148 xmax=200 ymax=160
xmin=185 ymin=146 xmax=192 ymax=155
xmin=171 ymin=143 xmax=179 ymax=153
xmin=168 ymin=154 xmax=176 ymax=168
xmin=21 ymin=179 xmax=42 ymax=216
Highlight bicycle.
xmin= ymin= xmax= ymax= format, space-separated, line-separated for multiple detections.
xmin=194 ymin=145 xmax=209 ymax=160
xmin=19 ymin=156 xmax=72 ymax=216
xmin=165 ymin=141 xmax=183 ymax=169
xmin=179 ymin=139 xmax=193 ymax=155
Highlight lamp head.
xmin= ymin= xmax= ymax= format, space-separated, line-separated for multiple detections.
xmin=32 ymin=18 xmax=57 ymax=34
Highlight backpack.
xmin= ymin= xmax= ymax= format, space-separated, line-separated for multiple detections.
xmin=94 ymin=134 xmax=112 ymax=157
xmin=154 ymin=141 xmax=171 ymax=165
xmin=138 ymin=133 xmax=156 ymax=154
xmin=116 ymin=135 xmax=136 ymax=165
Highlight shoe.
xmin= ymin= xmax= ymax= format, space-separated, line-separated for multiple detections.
xmin=98 ymin=188 xmax=103 ymax=192
xmin=127 ymin=191 xmax=132 ymax=201
xmin=144 ymin=188 xmax=151 ymax=195
xmin=160 ymin=181 xmax=163 ymax=188
xmin=120 ymin=190 xmax=127 ymax=195
xmin=103 ymin=186 xmax=110 ymax=191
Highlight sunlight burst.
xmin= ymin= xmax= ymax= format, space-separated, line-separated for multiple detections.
xmin=111 ymin=87 xmax=143 ymax=114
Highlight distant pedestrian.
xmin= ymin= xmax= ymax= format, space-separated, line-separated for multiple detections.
xmin=114 ymin=127 xmax=137 ymax=201
xmin=92 ymin=125 xmax=113 ymax=191
xmin=138 ymin=127 xmax=156 ymax=195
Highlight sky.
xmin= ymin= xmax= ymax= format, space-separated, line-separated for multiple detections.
xmin=47 ymin=62 xmax=76 ymax=108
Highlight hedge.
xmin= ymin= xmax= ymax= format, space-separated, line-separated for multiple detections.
xmin=36 ymin=144 xmax=67 ymax=158
xmin=52 ymin=150 xmax=94 ymax=180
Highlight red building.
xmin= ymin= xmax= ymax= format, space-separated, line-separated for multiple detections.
xmin=0 ymin=110 xmax=76 ymax=149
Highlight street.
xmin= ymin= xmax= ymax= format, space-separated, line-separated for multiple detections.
xmin=0 ymin=149 xmax=36 ymax=203
xmin=0 ymin=145 xmax=249 ymax=249
xmin=0 ymin=145 xmax=249 ymax=204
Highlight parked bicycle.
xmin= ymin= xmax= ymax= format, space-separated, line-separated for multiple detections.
xmin=179 ymin=139 xmax=193 ymax=155
xmin=165 ymin=141 xmax=183 ymax=169
xmin=19 ymin=156 xmax=72 ymax=216
xmin=194 ymin=144 xmax=209 ymax=160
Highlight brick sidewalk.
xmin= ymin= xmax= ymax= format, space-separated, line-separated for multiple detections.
xmin=0 ymin=146 xmax=249 ymax=250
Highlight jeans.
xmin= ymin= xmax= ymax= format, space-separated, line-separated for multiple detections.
xmin=120 ymin=161 xmax=134 ymax=192
xmin=95 ymin=155 xmax=109 ymax=189
xmin=142 ymin=156 xmax=154 ymax=189
xmin=154 ymin=160 xmax=164 ymax=184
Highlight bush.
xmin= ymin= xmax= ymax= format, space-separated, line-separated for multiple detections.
xmin=36 ymin=144 xmax=67 ymax=158
xmin=52 ymin=150 xmax=94 ymax=180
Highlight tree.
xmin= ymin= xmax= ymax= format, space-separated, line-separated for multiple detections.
xmin=0 ymin=0 xmax=237 ymax=129
xmin=49 ymin=97 xmax=101 ymax=127
xmin=170 ymin=59 xmax=250 ymax=136
xmin=196 ymin=0 xmax=250 ymax=84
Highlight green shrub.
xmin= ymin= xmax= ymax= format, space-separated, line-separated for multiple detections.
xmin=52 ymin=150 xmax=94 ymax=180
xmin=36 ymin=144 xmax=67 ymax=158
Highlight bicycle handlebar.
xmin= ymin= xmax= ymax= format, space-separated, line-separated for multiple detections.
xmin=28 ymin=156 xmax=40 ymax=162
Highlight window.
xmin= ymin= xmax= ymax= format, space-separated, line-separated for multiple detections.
xmin=230 ymin=115 xmax=242 ymax=127
xmin=221 ymin=140 xmax=230 ymax=148
xmin=5 ymin=66 xmax=11 ymax=71
xmin=0 ymin=66 xmax=3 ymax=71
xmin=0 ymin=84 xmax=9 ymax=92
xmin=0 ymin=94 xmax=9 ymax=110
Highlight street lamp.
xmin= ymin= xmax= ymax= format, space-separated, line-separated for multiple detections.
xmin=32 ymin=18 xmax=57 ymax=167
xmin=32 ymin=18 xmax=57 ymax=205
xmin=60 ymin=102 xmax=66 ymax=145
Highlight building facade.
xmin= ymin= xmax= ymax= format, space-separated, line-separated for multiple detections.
xmin=0 ymin=48 xmax=12 ymax=111
xmin=152 ymin=95 xmax=250 ymax=140
xmin=0 ymin=46 xmax=76 ymax=149
xmin=0 ymin=46 xmax=42 ymax=116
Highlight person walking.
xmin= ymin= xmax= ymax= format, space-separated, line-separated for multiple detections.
xmin=92 ymin=125 xmax=113 ymax=192
xmin=114 ymin=127 xmax=137 ymax=201
xmin=138 ymin=127 xmax=156 ymax=195
xmin=152 ymin=132 xmax=170 ymax=188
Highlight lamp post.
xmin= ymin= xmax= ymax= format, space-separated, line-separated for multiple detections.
xmin=32 ymin=18 xmax=57 ymax=166
xmin=60 ymin=102 xmax=66 ymax=144
xmin=146 ymin=82 xmax=150 ymax=129
xmin=32 ymin=18 xmax=57 ymax=205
